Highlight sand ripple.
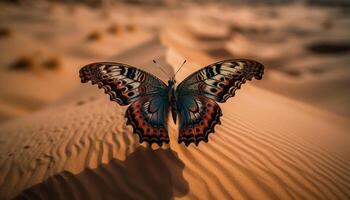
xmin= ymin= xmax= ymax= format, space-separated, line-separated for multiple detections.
xmin=0 ymin=84 xmax=349 ymax=200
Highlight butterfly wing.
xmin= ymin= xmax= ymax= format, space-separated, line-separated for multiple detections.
xmin=80 ymin=62 xmax=170 ymax=146
xmin=176 ymin=59 xmax=264 ymax=146
xmin=176 ymin=95 xmax=222 ymax=146
xmin=125 ymin=95 xmax=169 ymax=146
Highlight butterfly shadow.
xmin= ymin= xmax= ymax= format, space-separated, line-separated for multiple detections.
xmin=15 ymin=146 xmax=189 ymax=200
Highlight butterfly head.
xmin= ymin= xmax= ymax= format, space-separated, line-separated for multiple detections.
xmin=168 ymin=79 xmax=176 ymax=86
xmin=153 ymin=59 xmax=186 ymax=85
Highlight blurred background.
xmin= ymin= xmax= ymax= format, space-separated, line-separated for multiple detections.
xmin=1 ymin=1 xmax=350 ymax=199
xmin=0 ymin=0 xmax=349 ymax=122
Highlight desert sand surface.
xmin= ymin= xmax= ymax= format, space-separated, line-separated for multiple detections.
xmin=0 ymin=1 xmax=350 ymax=200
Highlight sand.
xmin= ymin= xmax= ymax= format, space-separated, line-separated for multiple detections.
xmin=1 ymin=68 xmax=350 ymax=199
xmin=0 ymin=2 xmax=350 ymax=200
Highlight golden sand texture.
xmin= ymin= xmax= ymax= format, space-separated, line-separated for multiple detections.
xmin=1 ymin=68 xmax=349 ymax=199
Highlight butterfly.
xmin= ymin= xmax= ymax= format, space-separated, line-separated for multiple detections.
xmin=79 ymin=59 xmax=264 ymax=146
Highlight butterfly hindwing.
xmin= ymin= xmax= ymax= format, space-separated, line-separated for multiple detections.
xmin=79 ymin=62 xmax=169 ymax=145
xmin=125 ymin=95 xmax=169 ymax=146
xmin=176 ymin=59 xmax=264 ymax=146
xmin=177 ymin=95 xmax=222 ymax=146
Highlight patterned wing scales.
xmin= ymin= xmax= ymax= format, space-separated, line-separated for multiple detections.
xmin=80 ymin=62 xmax=169 ymax=146
xmin=79 ymin=62 xmax=166 ymax=105
xmin=125 ymin=96 xmax=169 ymax=146
xmin=177 ymin=59 xmax=264 ymax=103
xmin=176 ymin=59 xmax=264 ymax=146
xmin=177 ymin=95 xmax=222 ymax=146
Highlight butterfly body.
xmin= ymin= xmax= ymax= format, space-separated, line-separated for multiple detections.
xmin=167 ymin=79 xmax=179 ymax=125
xmin=80 ymin=59 xmax=264 ymax=146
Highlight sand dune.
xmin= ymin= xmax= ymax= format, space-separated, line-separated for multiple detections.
xmin=1 ymin=62 xmax=349 ymax=199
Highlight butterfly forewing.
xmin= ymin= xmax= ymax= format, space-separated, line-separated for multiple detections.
xmin=79 ymin=62 xmax=170 ymax=146
xmin=176 ymin=59 xmax=264 ymax=146
xmin=80 ymin=62 xmax=167 ymax=105
xmin=177 ymin=59 xmax=264 ymax=102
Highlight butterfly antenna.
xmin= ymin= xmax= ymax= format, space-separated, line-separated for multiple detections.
xmin=174 ymin=60 xmax=186 ymax=79
xmin=153 ymin=60 xmax=171 ymax=79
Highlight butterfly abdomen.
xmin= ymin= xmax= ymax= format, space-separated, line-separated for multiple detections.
xmin=170 ymin=86 xmax=178 ymax=124
xmin=171 ymin=101 xmax=177 ymax=124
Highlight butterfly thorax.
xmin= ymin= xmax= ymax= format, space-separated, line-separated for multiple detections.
xmin=167 ymin=79 xmax=178 ymax=124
